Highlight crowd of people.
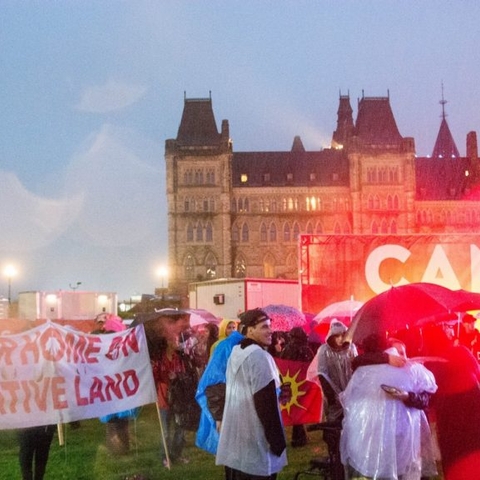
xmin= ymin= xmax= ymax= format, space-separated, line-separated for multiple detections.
xmin=12 ymin=305 xmax=480 ymax=480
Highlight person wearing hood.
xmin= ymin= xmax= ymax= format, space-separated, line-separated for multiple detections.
xmin=216 ymin=308 xmax=287 ymax=480
xmin=315 ymin=319 xmax=357 ymax=422
xmin=209 ymin=319 xmax=237 ymax=358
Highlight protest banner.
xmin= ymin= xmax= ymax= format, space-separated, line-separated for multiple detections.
xmin=0 ymin=322 xmax=156 ymax=429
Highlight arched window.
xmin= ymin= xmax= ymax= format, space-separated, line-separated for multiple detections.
xmin=244 ymin=198 xmax=249 ymax=212
xmin=315 ymin=223 xmax=323 ymax=234
xmin=241 ymin=223 xmax=249 ymax=242
xmin=232 ymin=224 xmax=239 ymax=242
xmin=186 ymin=223 xmax=194 ymax=242
xmin=306 ymin=222 xmax=314 ymax=234
xmin=205 ymin=222 xmax=213 ymax=242
xmin=260 ymin=223 xmax=267 ymax=243
xmin=231 ymin=199 xmax=237 ymax=213
xmin=393 ymin=195 xmax=399 ymax=210
xmin=263 ymin=253 xmax=275 ymax=278
xmin=374 ymin=195 xmax=380 ymax=210
xmin=293 ymin=222 xmax=300 ymax=242
xmin=205 ymin=252 xmax=217 ymax=279
xmin=372 ymin=221 xmax=379 ymax=234
xmin=381 ymin=218 xmax=388 ymax=234
xmin=368 ymin=195 xmax=374 ymax=210
xmin=344 ymin=222 xmax=352 ymax=234
xmin=269 ymin=223 xmax=277 ymax=242
xmin=387 ymin=195 xmax=393 ymax=211
xmin=283 ymin=223 xmax=291 ymax=242
xmin=391 ymin=219 xmax=397 ymax=234
xmin=235 ymin=256 xmax=246 ymax=278
xmin=334 ymin=222 xmax=342 ymax=234
xmin=184 ymin=197 xmax=190 ymax=212
xmin=196 ymin=222 xmax=203 ymax=242
xmin=184 ymin=254 xmax=195 ymax=280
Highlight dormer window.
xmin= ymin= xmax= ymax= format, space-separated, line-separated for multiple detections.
xmin=286 ymin=173 xmax=294 ymax=182
xmin=332 ymin=173 xmax=339 ymax=181
xmin=309 ymin=173 xmax=316 ymax=181
xmin=240 ymin=174 xmax=248 ymax=183
xmin=263 ymin=173 xmax=271 ymax=183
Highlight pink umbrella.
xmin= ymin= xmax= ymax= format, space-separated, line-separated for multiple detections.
xmin=185 ymin=308 xmax=220 ymax=327
xmin=262 ymin=304 xmax=305 ymax=332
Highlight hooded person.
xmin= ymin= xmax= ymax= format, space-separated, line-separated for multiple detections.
xmin=195 ymin=319 xmax=244 ymax=455
xmin=209 ymin=319 xmax=237 ymax=358
xmin=313 ymin=319 xmax=358 ymax=422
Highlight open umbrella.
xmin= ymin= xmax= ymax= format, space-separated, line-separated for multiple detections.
xmin=348 ymin=283 xmax=480 ymax=345
xmin=185 ymin=309 xmax=220 ymax=327
xmin=312 ymin=299 xmax=363 ymax=342
xmin=262 ymin=304 xmax=306 ymax=332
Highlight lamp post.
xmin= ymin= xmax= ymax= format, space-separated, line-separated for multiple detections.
xmin=69 ymin=281 xmax=82 ymax=291
xmin=4 ymin=265 xmax=17 ymax=305
xmin=155 ymin=266 xmax=169 ymax=305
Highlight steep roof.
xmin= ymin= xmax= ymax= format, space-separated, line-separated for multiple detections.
xmin=415 ymin=156 xmax=471 ymax=200
xmin=355 ymin=96 xmax=403 ymax=146
xmin=232 ymin=149 xmax=349 ymax=187
xmin=431 ymin=117 xmax=460 ymax=158
xmin=176 ymin=98 xmax=221 ymax=146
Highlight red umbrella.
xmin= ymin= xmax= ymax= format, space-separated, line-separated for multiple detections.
xmin=348 ymin=283 xmax=480 ymax=345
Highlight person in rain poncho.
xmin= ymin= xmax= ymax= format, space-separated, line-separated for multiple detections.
xmin=340 ymin=343 xmax=438 ymax=480
xmin=216 ymin=308 xmax=287 ymax=479
xmin=313 ymin=319 xmax=358 ymax=422
xmin=195 ymin=322 xmax=244 ymax=455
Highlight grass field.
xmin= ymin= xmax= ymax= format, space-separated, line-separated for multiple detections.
xmin=0 ymin=404 xmax=332 ymax=480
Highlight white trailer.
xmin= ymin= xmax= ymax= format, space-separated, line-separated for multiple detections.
xmin=188 ymin=278 xmax=300 ymax=319
xmin=18 ymin=290 xmax=118 ymax=321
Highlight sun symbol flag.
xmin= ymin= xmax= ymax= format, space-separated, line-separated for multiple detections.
xmin=274 ymin=357 xmax=323 ymax=427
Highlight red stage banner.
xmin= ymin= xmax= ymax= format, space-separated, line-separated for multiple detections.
xmin=0 ymin=322 xmax=156 ymax=429
xmin=300 ymin=233 xmax=480 ymax=313
xmin=275 ymin=357 xmax=322 ymax=426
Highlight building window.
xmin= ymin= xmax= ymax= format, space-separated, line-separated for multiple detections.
xmin=260 ymin=223 xmax=267 ymax=243
xmin=269 ymin=223 xmax=277 ymax=242
xmin=263 ymin=253 xmax=275 ymax=278
xmin=241 ymin=174 xmax=248 ymax=183
xmin=293 ymin=222 xmax=300 ymax=242
xmin=332 ymin=173 xmax=339 ymax=181
xmin=286 ymin=173 xmax=294 ymax=182
xmin=196 ymin=222 xmax=203 ymax=242
xmin=372 ymin=221 xmax=379 ymax=234
xmin=309 ymin=172 xmax=316 ymax=182
xmin=205 ymin=222 xmax=213 ymax=242
xmin=235 ymin=256 xmax=246 ymax=278
xmin=184 ymin=254 xmax=195 ymax=280
xmin=194 ymin=169 xmax=204 ymax=184
xmin=205 ymin=252 xmax=217 ymax=279
xmin=263 ymin=173 xmax=271 ymax=184
xmin=283 ymin=223 xmax=291 ymax=242
xmin=187 ymin=223 xmax=194 ymax=242
xmin=241 ymin=223 xmax=249 ymax=242
xmin=184 ymin=197 xmax=190 ymax=212
xmin=306 ymin=222 xmax=314 ymax=234
xmin=231 ymin=199 xmax=237 ymax=212
xmin=232 ymin=224 xmax=239 ymax=242
xmin=206 ymin=169 xmax=215 ymax=185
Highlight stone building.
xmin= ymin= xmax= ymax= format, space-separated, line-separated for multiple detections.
xmin=165 ymin=92 xmax=480 ymax=298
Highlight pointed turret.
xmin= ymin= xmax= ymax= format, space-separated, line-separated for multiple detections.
xmin=291 ymin=135 xmax=305 ymax=152
xmin=332 ymin=94 xmax=354 ymax=148
xmin=431 ymin=88 xmax=459 ymax=158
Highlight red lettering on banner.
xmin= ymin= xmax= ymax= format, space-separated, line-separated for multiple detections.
xmin=0 ymin=376 xmax=67 ymax=415
xmin=0 ymin=338 xmax=18 ymax=366
xmin=74 ymin=370 xmax=140 ymax=406
xmin=105 ymin=329 xmax=140 ymax=361
xmin=90 ymin=377 xmax=106 ymax=403
xmin=75 ymin=375 xmax=88 ymax=406
xmin=0 ymin=381 xmax=20 ymax=414
xmin=20 ymin=331 xmax=41 ymax=364
xmin=51 ymin=377 xmax=67 ymax=409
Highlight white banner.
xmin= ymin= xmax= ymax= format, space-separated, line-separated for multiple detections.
xmin=0 ymin=322 xmax=157 ymax=429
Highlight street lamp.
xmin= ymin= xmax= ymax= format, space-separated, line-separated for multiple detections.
xmin=69 ymin=281 xmax=82 ymax=291
xmin=4 ymin=265 xmax=18 ymax=304
xmin=156 ymin=266 xmax=169 ymax=289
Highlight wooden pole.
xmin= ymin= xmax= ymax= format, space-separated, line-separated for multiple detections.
xmin=156 ymin=402 xmax=171 ymax=469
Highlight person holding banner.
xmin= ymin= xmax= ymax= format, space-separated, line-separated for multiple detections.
xmin=17 ymin=424 xmax=56 ymax=480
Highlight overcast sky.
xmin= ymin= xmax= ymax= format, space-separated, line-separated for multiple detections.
xmin=1 ymin=1 xmax=480 ymax=301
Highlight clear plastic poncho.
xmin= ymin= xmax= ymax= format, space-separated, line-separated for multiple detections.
xmin=340 ymin=358 xmax=438 ymax=480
